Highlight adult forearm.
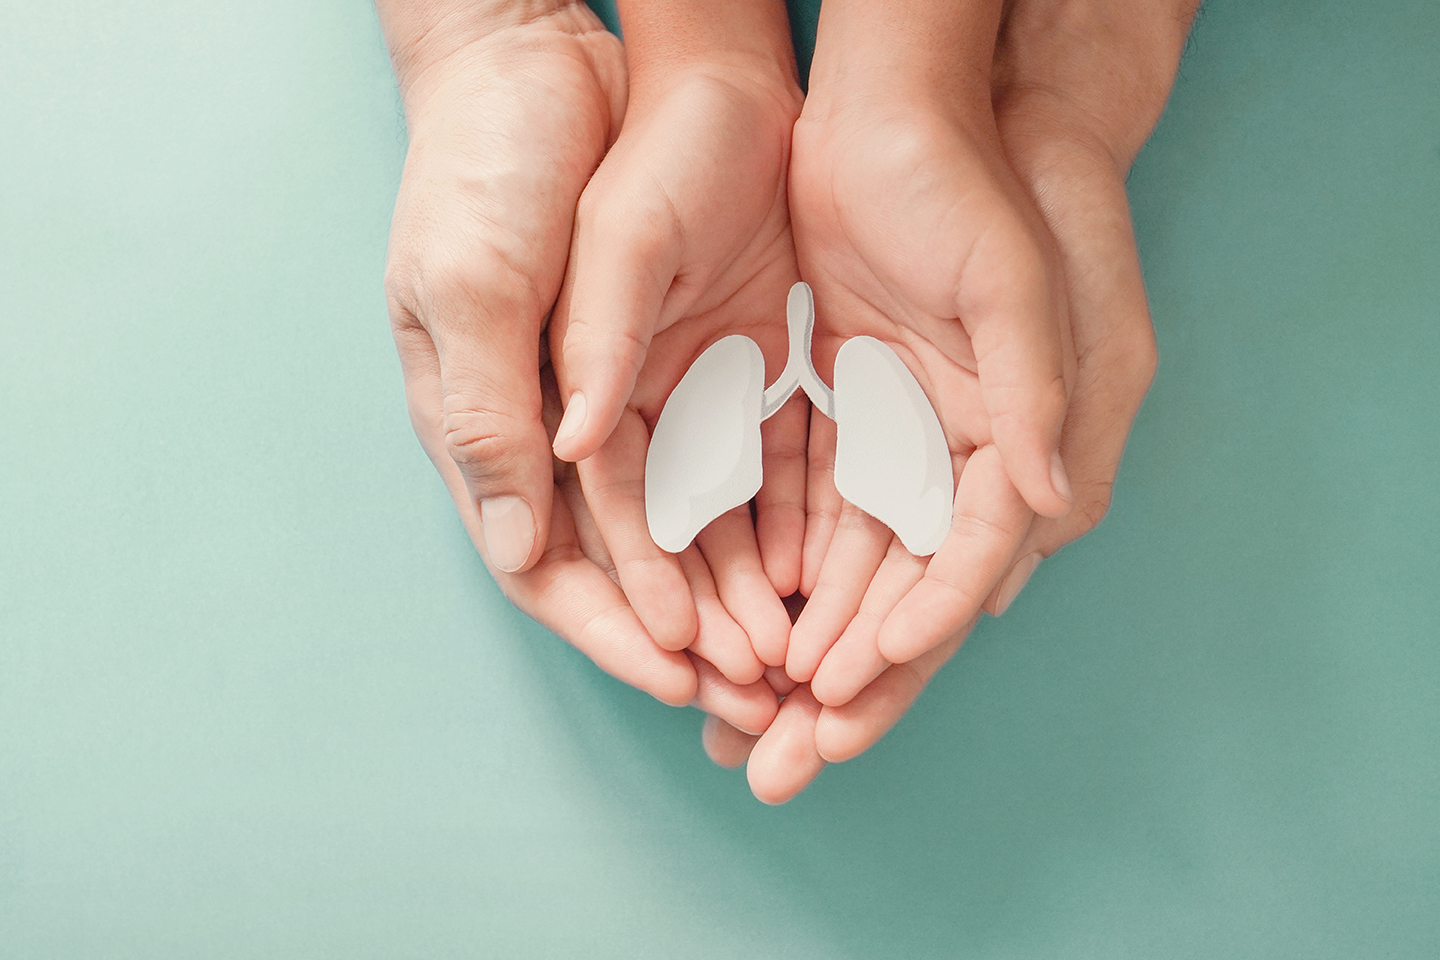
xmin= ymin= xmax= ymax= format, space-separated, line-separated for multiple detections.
xmin=994 ymin=0 xmax=1201 ymax=168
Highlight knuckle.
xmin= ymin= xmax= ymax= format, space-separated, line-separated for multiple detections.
xmin=429 ymin=253 xmax=537 ymax=321
xmin=567 ymin=319 xmax=649 ymax=371
xmin=384 ymin=258 xmax=421 ymax=330
xmin=764 ymin=430 xmax=810 ymax=465
xmin=395 ymin=241 xmax=548 ymax=336
xmin=577 ymin=180 xmax=677 ymax=252
xmin=440 ymin=403 xmax=532 ymax=481
xmin=1130 ymin=328 xmax=1160 ymax=393
xmin=1072 ymin=479 xmax=1115 ymax=535
xmin=589 ymin=471 xmax=647 ymax=504
xmin=919 ymin=570 xmax=987 ymax=619
xmin=1039 ymin=370 xmax=1071 ymax=417
xmin=952 ymin=508 xmax=1026 ymax=545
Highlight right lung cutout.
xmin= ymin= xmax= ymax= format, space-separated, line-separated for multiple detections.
xmin=645 ymin=335 xmax=765 ymax=554
xmin=832 ymin=336 xmax=953 ymax=557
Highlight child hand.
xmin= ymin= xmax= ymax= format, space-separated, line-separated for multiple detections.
xmin=707 ymin=0 xmax=1199 ymax=800
xmin=783 ymin=94 xmax=1068 ymax=689
xmin=549 ymin=52 xmax=807 ymax=674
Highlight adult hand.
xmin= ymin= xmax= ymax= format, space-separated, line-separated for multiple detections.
xmin=378 ymin=2 xmax=779 ymax=725
xmin=548 ymin=0 xmax=807 ymax=674
xmin=381 ymin=2 xmax=622 ymax=577
xmin=424 ymin=357 xmax=782 ymax=733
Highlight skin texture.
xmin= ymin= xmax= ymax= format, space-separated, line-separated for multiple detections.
xmin=376 ymin=0 xmax=1197 ymax=805
xmin=547 ymin=55 xmax=807 ymax=675
xmin=380 ymin=2 xmax=622 ymax=579
xmin=377 ymin=1 xmax=782 ymax=724
xmin=781 ymin=0 xmax=1077 ymax=695
xmin=721 ymin=0 xmax=1198 ymax=804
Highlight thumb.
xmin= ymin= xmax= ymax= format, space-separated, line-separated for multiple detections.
xmin=550 ymin=178 xmax=682 ymax=462
xmin=410 ymin=260 xmax=555 ymax=575
xmin=961 ymin=218 xmax=1075 ymax=519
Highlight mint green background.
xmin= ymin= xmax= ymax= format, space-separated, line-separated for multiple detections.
xmin=3 ymin=1 xmax=1438 ymax=956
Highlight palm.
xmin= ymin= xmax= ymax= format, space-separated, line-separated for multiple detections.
xmin=781 ymin=110 xmax=1051 ymax=688
xmin=790 ymin=110 xmax=1063 ymax=403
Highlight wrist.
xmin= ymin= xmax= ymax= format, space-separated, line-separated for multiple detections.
xmin=617 ymin=0 xmax=800 ymax=108
xmin=805 ymin=0 xmax=1001 ymax=123
xmin=626 ymin=58 xmax=803 ymax=130
xmin=379 ymin=2 xmax=607 ymax=113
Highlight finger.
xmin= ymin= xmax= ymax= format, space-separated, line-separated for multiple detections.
xmin=800 ymin=411 xmax=842 ymax=596
xmin=689 ymin=656 xmax=779 ymax=737
xmin=500 ymin=497 xmax=700 ymax=708
xmin=577 ymin=409 xmax=699 ymax=652
xmin=988 ymin=171 xmax=1158 ymax=613
xmin=787 ymin=502 xmax=892 ymax=683
xmin=702 ymin=714 xmax=760 ymax=769
xmin=764 ymin=664 xmax=798 ymax=698
xmin=746 ymin=685 xmax=827 ymax=804
xmin=959 ymin=217 xmax=1073 ymax=519
xmin=697 ymin=506 xmax=792 ymax=670
xmin=755 ymin=392 xmax=810 ymax=597
xmin=810 ymin=539 xmax=928 ymax=707
xmin=550 ymin=172 xmax=682 ymax=463
xmin=398 ymin=278 xmax=693 ymax=706
xmin=878 ymin=445 xmax=1032 ymax=664
xmin=814 ymin=623 xmax=970 ymax=763
xmin=679 ymin=546 xmax=766 ymax=686
xmin=393 ymin=288 xmax=553 ymax=575
xmin=559 ymin=462 xmax=618 ymax=584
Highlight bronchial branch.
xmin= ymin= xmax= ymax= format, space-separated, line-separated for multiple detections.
xmin=760 ymin=282 xmax=836 ymax=421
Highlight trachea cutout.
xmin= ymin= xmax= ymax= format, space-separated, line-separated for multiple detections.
xmin=645 ymin=282 xmax=954 ymax=556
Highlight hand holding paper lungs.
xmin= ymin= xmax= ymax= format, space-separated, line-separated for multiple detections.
xmin=646 ymin=282 xmax=953 ymax=556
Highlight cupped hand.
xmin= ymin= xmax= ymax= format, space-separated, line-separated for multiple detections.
xmin=783 ymin=93 xmax=1070 ymax=691
xmin=383 ymin=6 xmax=624 ymax=577
xmin=712 ymin=0 xmax=1196 ymax=802
xmin=379 ymin=6 xmax=779 ymax=727
xmin=425 ymin=357 xmax=782 ymax=733
xmin=796 ymin=0 xmax=1185 ymax=706
xmin=548 ymin=64 xmax=808 ymax=676
xmin=705 ymin=626 xmax=970 ymax=805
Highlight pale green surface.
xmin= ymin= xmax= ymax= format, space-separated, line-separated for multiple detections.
xmin=2 ymin=1 xmax=1438 ymax=956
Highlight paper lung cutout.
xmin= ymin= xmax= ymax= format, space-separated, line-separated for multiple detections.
xmin=644 ymin=336 xmax=766 ymax=553
xmin=832 ymin=337 xmax=953 ymax=557
xmin=646 ymin=282 xmax=953 ymax=556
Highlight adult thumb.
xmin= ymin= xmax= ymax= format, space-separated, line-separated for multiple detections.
xmin=418 ymin=264 xmax=555 ymax=575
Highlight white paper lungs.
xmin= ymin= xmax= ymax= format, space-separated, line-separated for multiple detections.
xmin=645 ymin=282 xmax=954 ymax=557
xmin=832 ymin=337 xmax=952 ymax=557
xmin=644 ymin=335 xmax=766 ymax=554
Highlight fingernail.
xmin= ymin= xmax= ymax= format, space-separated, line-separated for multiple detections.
xmin=1049 ymin=451 xmax=1073 ymax=504
xmin=553 ymin=391 xmax=587 ymax=452
xmin=480 ymin=496 xmax=535 ymax=573
xmin=995 ymin=552 xmax=1042 ymax=616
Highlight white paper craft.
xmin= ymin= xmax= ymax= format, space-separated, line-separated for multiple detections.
xmin=645 ymin=282 xmax=953 ymax=556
